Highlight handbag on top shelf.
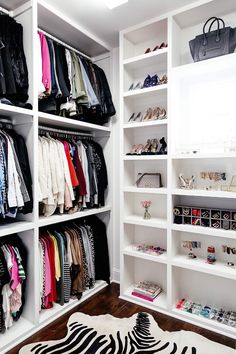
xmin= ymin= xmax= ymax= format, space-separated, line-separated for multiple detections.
xmin=189 ymin=16 xmax=236 ymax=62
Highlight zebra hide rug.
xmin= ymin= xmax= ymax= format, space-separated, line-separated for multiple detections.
xmin=20 ymin=312 xmax=234 ymax=354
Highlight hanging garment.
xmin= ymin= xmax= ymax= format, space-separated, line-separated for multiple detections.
xmin=38 ymin=133 xmax=107 ymax=217
xmin=38 ymin=217 xmax=109 ymax=310
xmin=38 ymin=34 xmax=115 ymax=124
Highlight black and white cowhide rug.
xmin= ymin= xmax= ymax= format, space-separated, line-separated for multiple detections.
xmin=20 ymin=312 xmax=234 ymax=354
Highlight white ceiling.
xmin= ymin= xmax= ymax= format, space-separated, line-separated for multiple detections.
xmin=46 ymin=0 xmax=197 ymax=47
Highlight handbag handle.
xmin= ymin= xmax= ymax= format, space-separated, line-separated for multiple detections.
xmin=203 ymin=17 xmax=225 ymax=45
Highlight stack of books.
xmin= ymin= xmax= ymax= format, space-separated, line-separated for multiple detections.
xmin=131 ymin=280 xmax=162 ymax=302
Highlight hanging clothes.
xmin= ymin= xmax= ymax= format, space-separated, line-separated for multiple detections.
xmin=0 ymin=127 xmax=33 ymax=221
xmin=38 ymin=132 xmax=107 ymax=217
xmin=37 ymin=31 xmax=116 ymax=125
xmin=0 ymin=13 xmax=30 ymax=108
xmin=38 ymin=216 xmax=110 ymax=310
xmin=0 ymin=234 xmax=27 ymax=333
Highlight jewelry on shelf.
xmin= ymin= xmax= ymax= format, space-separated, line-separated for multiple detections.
xmin=134 ymin=244 xmax=166 ymax=256
xmin=181 ymin=240 xmax=201 ymax=259
xmin=207 ymin=246 xmax=216 ymax=264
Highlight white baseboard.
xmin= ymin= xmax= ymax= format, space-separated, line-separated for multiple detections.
xmin=112 ymin=267 xmax=120 ymax=283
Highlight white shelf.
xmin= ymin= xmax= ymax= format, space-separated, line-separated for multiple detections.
xmin=171 ymin=223 xmax=236 ymax=240
xmin=123 ymin=48 xmax=168 ymax=71
xmin=38 ymin=206 xmax=111 ymax=227
xmin=172 ymin=188 xmax=236 ymax=199
xmin=123 ymin=155 xmax=167 ymax=161
xmin=0 ymin=221 xmax=34 ymax=237
xmin=123 ymin=84 xmax=167 ymax=98
xmin=1 ymin=317 xmax=35 ymax=353
xmin=123 ymin=119 xmax=167 ymax=129
xmin=172 ymin=255 xmax=236 ymax=281
xmin=172 ymin=153 xmax=236 ymax=159
xmin=173 ymin=308 xmax=236 ymax=339
xmin=39 ymin=281 xmax=107 ymax=324
xmin=124 ymin=215 xmax=167 ymax=229
xmin=0 ymin=0 xmax=29 ymax=11
xmin=38 ymin=0 xmax=110 ymax=57
xmin=124 ymin=186 xmax=167 ymax=194
xmin=38 ymin=112 xmax=111 ymax=134
xmin=124 ymin=245 xmax=167 ymax=264
xmin=123 ymin=286 xmax=167 ymax=310
xmin=0 ymin=103 xmax=33 ymax=118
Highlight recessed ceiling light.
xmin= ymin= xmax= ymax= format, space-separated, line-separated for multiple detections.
xmin=103 ymin=0 xmax=128 ymax=9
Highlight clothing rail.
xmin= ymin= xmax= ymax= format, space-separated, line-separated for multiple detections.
xmin=38 ymin=28 xmax=92 ymax=61
xmin=38 ymin=125 xmax=93 ymax=137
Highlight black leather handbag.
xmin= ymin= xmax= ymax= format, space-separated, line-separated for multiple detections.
xmin=189 ymin=17 xmax=236 ymax=62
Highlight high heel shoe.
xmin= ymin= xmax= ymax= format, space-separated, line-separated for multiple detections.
xmin=150 ymin=138 xmax=158 ymax=154
xmin=126 ymin=144 xmax=138 ymax=155
xmin=152 ymin=45 xmax=159 ymax=51
xmin=145 ymin=48 xmax=151 ymax=54
xmin=158 ymin=108 xmax=167 ymax=119
xmin=150 ymin=74 xmax=159 ymax=86
xmin=160 ymin=75 xmax=168 ymax=84
xmin=142 ymin=139 xmax=152 ymax=154
xmin=150 ymin=107 xmax=161 ymax=120
xmin=134 ymin=112 xmax=143 ymax=122
xmin=159 ymin=42 xmax=168 ymax=49
xmin=128 ymin=112 xmax=135 ymax=122
xmin=142 ymin=75 xmax=151 ymax=88
xmin=142 ymin=108 xmax=152 ymax=121
xmin=136 ymin=144 xmax=144 ymax=155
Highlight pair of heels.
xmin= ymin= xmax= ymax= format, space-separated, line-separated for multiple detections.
xmin=128 ymin=112 xmax=143 ymax=122
xmin=128 ymin=82 xmax=142 ymax=91
xmin=143 ymin=107 xmax=166 ymax=121
xmin=126 ymin=137 xmax=167 ymax=155
xmin=142 ymin=74 xmax=167 ymax=88
xmin=143 ymin=137 xmax=167 ymax=155
xmin=145 ymin=42 xmax=168 ymax=54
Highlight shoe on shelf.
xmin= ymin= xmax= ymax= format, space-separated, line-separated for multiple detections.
xmin=141 ymin=139 xmax=152 ymax=154
xmin=150 ymin=138 xmax=158 ymax=154
xmin=160 ymin=75 xmax=168 ymax=84
xmin=158 ymin=108 xmax=167 ymax=119
xmin=142 ymin=75 xmax=151 ymax=88
xmin=133 ymin=82 xmax=142 ymax=90
xmin=128 ymin=112 xmax=136 ymax=122
xmin=126 ymin=144 xmax=138 ymax=155
xmin=136 ymin=144 xmax=144 ymax=154
xmin=150 ymin=107 xmax=161 ymax=120
xmin=142 ymin=108 xmax=152 ymax=121
xmin=150 ymin=74 xmax=160 ymax=86
xmin=134 ymin=112 xmax=143 ymax=122
xmin=145 ymin=48 xmax=151 ymax=54
xmin=159 ymin=42 xmax=168 ymax=49
xmin=158 ymin=137 xmax=167 ymax=154
xmin=128 ymin=83 xmax=134 ymax=90
xmin=152 ymin=45 xmax=159 ymax=51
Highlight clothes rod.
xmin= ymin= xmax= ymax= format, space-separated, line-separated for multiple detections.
xmin=38 ymin=125 xmax=93 ymax=137
xmin=38 ymin=28 xmax=92 ymax=61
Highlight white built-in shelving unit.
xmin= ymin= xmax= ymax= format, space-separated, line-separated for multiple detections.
xmin=0 ymin=1 xmax=115 ymax=353
xmin=120 ymin=0 xmax=236 ymax=340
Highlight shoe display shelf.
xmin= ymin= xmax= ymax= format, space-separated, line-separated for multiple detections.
xmin=0 ymin=1 xmax=115 ymax=353
xmin=120 ymin=0 xmax=236 ymax=340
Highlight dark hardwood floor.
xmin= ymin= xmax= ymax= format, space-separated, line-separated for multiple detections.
xmin=7 ymin=283 xmax=236 ymax=353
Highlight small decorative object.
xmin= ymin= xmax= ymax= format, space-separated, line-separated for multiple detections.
xmin=141 ymin=200 xmax=152 ymax=219
xmin=181 ymin=240 xmax=201 ymax=259
xmin=135 ymin=244 xmax=166 ymax=256
xmin=207 ymin=246 xmax=216 ymax=264
xmin=179 ymin=173 xmax=195 ymax=189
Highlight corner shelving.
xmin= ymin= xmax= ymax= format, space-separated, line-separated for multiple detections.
xmin=120 ymin=0 xmax=236 ymax=341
